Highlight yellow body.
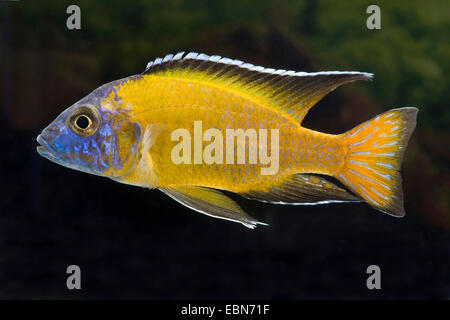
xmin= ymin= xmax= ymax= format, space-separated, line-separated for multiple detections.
xmin=107 ymin=75 xmax=345 ymax=193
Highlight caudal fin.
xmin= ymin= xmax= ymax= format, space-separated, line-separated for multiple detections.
xmin=337 ymin=107 xmax=418 ymax=217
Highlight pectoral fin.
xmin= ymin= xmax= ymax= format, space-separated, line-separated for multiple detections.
xmin=159 ymin=186 xmax=267 ymax=229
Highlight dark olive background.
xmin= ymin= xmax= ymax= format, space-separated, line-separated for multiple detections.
xmin=0 ymin=0 xmax=449 ymax=299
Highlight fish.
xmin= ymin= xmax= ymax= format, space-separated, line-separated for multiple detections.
xmin=37 ymin=52 xmax=418 ymax=228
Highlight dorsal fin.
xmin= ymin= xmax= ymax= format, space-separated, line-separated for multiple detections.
xmin=142 ymin=52 xmax=373 ymax=123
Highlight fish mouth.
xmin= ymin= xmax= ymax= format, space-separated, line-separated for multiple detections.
xmin=36 ymin=134 xmax=58 ymax=162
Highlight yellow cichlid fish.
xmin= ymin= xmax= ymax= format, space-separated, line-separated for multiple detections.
xmin=37 ymin=52 xmax=418 ymax=228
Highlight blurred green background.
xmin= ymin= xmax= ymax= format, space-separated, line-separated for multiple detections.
xmin=0 ymin=0 xmax=449 ymax=299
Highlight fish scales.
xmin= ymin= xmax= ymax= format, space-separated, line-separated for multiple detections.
xmin=108 ymin=75 xmax=343 ymax=192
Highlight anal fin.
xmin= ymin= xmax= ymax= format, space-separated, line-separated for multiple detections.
xmin=159 ymin=186 xmax=267 ymax=229
xmin=239 ymin=173 xmax=361 ymax=205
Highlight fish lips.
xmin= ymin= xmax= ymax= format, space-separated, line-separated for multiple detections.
xmin=36 ymin=133 xmax=99 ymax=175
xmin=36 ymin=134 xmax=59 ymax=162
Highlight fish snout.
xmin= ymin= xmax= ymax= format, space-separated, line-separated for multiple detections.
xmin=36 ymin=133 xmax=57 ymax=161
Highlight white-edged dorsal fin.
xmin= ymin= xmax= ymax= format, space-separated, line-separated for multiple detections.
xmin=159 ymin=186 xmax=267 ymax=229
xmin=143 ymin=52 xmax=373 ymax=123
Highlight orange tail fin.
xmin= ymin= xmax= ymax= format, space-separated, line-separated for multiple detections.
xmin=337 ymin=107 xmax=418 ymax=216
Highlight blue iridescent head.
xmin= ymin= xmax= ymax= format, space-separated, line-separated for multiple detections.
xmin=37 ymin=78 xmax=142 ymax=178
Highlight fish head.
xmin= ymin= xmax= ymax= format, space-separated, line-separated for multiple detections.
xmin=37 ymin=77 xmax=142 ymax=178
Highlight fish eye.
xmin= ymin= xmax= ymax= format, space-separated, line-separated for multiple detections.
xmin=68 ymin=105 xmax=100 ymax=137
xmin=75 ymin=115 xmax=91 ymax=129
